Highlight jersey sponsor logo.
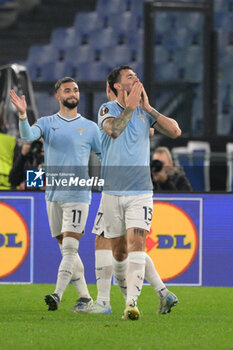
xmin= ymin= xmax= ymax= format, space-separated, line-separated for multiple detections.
xmin=145 ymin=201 xmax=198 ymax=281
xmin=0 ymin=202 xmax=29 ymax=278
xmin=100 ymin=107 xmax=109 ymax=116
xmin=77 ymin=127 xmax=86 ymax=136
xmin=26 ymin=169 xmax=45 ymax=188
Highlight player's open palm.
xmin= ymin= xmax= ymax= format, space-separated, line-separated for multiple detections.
xmin=140 ymin=86 xmax=151 ymax=112
xmin=125 ymin=82 xmax=143 ymax=110
xmin=10 ymin=89 xmax=27 ymax=115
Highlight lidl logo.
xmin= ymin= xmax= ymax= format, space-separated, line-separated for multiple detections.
xmin=26 ymin=169 xmax=44 ymax=187
xmin=0 ymin=202 xmax=29 ymax=278
xmin=145 ymin=201 xmax=198 ymax=281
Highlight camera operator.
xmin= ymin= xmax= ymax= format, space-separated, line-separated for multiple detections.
xmin=9 ymin=139 xmax=44 ymax=189
xmin=151 ymin=146 xmax=192 ymax=192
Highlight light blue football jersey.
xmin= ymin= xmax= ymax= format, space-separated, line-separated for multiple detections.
xmin=19 ymin=113 xmax=101 ymax=203
xmin=98 ymin=100 xmax=156 ymax=195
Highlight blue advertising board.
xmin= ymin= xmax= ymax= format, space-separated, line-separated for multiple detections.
xmin=0 ymin=191 xmax=232 ymax=287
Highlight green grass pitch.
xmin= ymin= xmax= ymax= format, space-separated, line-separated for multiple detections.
xmin=0 ymin=285 xmax=232 ymax=350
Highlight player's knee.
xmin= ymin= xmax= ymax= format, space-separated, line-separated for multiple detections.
xmin=111 ymin=236 xmax=127 ymax=261
xmin=112 ymin=239 xmax=127 ymax=261
xmin=113 ymin=249 xmax=127 ymax=261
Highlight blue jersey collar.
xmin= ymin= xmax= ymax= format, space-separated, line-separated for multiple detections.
xmin=116 ymin=100 xmax=125 ymax=110
xmin=57 ymin=113 xmax=81 ymax=122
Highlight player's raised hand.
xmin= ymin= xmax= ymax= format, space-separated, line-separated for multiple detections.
xmin=125 ymin=81 xmax=143 ymax=110
xmin=140 ymin=86 xmax=151 ymax=113
xmin=10 ymin=89 xmax=27 ymax=115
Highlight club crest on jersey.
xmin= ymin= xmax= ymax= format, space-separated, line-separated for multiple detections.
xmin=100 ymin=107 xmax=109 ymax=116
xmin=138 ymin=114 xmax=145 ymax=123
xmin=77 ymin=128 xmax=86 ymax=136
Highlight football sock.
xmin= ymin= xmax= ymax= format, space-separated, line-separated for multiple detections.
xmin=59 ymin=242 xmax=90 ymax=299
xmin=95 ymin=249 xmax=113 ymax=307
xmin=54 ymin=237 xmax=79 ymax=300
xmin=112 ymin=256 xmax=128 ymax=300
xmin=71 ymin=253 xmax=91 ymax=299
xmin=144 ymin=253 xmax=167 ymax=298
xmin=126 ymin=251 xmax=145 ymax=305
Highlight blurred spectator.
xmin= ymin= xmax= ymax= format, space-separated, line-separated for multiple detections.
xmin=9 ymin=138 xmax=44 ymax=189
xmin=0 ymin=107 xmax=18 ymax=189
xmin=151 ymin=146 xmax=192 ymax=192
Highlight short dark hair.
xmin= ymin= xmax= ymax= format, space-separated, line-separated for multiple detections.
xmin=107 ymin=65 xmax=133 ymax=96
xmin=55 ymin=77 xmax=77 ymax=92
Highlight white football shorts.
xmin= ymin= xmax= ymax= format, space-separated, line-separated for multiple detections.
xmin=92 ymin=197 xmax=105 ymax=236
xmin=46 ymin=201 xmax=89 ymax=237
xmin=102 ymin=192 xmax=153 ymax=239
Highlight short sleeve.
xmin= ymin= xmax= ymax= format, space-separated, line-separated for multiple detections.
xmin=98 ymin=102 xmax=119 ymax=127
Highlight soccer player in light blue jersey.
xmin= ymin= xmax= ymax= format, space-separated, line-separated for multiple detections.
xmin=10 ymin=77 xmax=101 ymax=312
xmin=97 ymin=66 xmax=181 ymax=320
xmin=89 ymin=82 xmax=178 ymax=316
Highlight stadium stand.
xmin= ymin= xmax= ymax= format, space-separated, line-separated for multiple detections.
xmin=95 ymin=0 xmax=129 ymax=14
xmin=34 ymin=92 xmax=59 ymax=117
xmin=0 ymin=0 xmax=96 ymax=66
xmin=50 ymin=27 xmax=77 ymax=50
xmin=75 ymin=61 xmax=110 ymax=81
xmin=172 ymin=141 xmax=211 ymax=191
xmin=8 ymin=1 xmax=200 ymax=135
xmin=1 ymin=0 xmax=230 ymax=131
xmin=0 ymin=0 xmax=40 ymax=29
xmin=27 ymin=44 xmax=60 ymax=66
xmin=0 ymin=0 xmax=18 ymax=28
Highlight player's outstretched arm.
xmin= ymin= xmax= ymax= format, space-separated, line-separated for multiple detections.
xmin=140 ymin=86 xmax=181 ymax=139
xmin=103 ymin=82 xmax=142 ymax=139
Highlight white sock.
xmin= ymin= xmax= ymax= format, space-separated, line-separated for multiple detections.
xmin=112 ymin=256 xmax=128 ymax=300
xmin=54 ymin=237 xmax=79 ymax=300
xmin=145 ymin=253 xmax=167 ymax=298
xmin=59 ymin=243 xmax=90 ymax=299
xmin=126 ymin=251 xmax=146 ymax=305
xmin=71 ymin=253 xmax=91 ymax=299
xmin=95 ymin=250 xmax=113 ymax=307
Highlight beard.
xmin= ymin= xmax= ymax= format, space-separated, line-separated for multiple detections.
xmin=62 ymin=98 xmax=79 ymax=109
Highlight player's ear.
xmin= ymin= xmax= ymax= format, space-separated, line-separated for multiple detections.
xmin=113 ymin=82 xmax=121 ymax=92
xmin=55 ymin=92 xmax=60 ymax=101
